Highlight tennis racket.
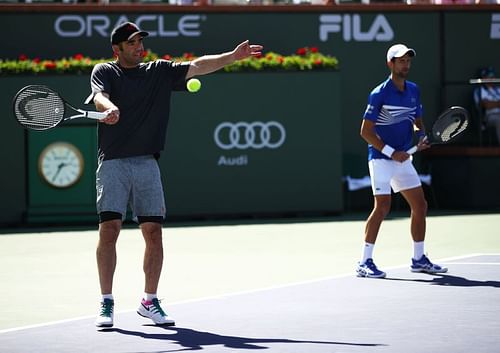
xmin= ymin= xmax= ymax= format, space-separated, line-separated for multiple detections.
xmin=407 ymin=106 xmax=470 ymax=154
xmin=13 ymin=85 xmax=106 ymax=131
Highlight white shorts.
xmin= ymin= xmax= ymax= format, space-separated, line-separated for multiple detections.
xmin=368 ymin=158 xmax=421 ymax=195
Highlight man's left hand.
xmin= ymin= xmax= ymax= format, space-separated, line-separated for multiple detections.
xmin=233 ymin=40 xmax=263 ymax=61
xmin=417 ymin=136 xmax=430 ymax=152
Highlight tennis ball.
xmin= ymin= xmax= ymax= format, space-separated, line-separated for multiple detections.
xmin=187 ymin=78 xmax=201 ymax=93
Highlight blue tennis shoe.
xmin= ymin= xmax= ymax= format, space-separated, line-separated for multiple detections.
xmin=356 ymin=258 xmax=386 ymax=278
xmin=411 ymin=254 xmax=448 ymax=274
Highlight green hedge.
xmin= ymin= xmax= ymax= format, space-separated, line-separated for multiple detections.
xmin=0 ymin=47 xmax=339 ymax=75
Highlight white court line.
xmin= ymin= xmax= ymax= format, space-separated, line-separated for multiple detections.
xmin=442 ymin=262 xmax=500 ymax=265
xmin=1 ymin=252 xmax=498 ymax=335
xmin=439 ymin=253 xmax=500 ymax=264
xmin=0 ymin=315 xmax=98 ymax=335
xmin=438 ymin=253 xmax=500 ymax=262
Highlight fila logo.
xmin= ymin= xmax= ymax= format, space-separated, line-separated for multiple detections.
xmin=491 ymin=14 xmax=500 ymax=39
xmin=319 ymin=14 xmax=394 ymax=42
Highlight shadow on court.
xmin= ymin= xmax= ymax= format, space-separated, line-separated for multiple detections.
xmin=102 ymin=326 xmax=385 ymax=351
xmin=1 ymin=254 xmax=499 ymax=353
xmin=385 ymin=274 xmax=500 ymax=288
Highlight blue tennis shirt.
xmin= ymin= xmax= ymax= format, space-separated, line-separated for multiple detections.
xmin=363 ymin=77 xmax=423 ymax=160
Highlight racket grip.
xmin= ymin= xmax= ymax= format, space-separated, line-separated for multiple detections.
xmin=86 ymin=111 xmax=107 ymax=120
xmin=406 ymin=146 xmax=418 ymax=155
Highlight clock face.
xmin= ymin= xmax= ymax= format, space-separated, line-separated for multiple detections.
xmin=38 ymin=142 xmax=84 ymax=188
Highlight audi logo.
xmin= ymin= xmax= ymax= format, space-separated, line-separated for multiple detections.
xmin=214 ymin=121 xmax=286 ymax=150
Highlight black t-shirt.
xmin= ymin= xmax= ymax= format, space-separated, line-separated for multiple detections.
xmin=85 ymin=60 xmax=189 ymax=161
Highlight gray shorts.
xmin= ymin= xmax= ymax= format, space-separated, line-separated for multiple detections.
xmin=96 ymin=155 xmax=166 ymax=222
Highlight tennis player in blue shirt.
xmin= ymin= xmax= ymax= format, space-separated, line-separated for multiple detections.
xmin=357 ymin=44 xmax=448 ymax=278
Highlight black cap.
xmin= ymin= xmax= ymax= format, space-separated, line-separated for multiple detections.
xmin=111 ymin=22 xmax=149 ymax=45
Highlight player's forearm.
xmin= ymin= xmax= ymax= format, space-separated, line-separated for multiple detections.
xmin=94 ymin=92 xmax=118 ymax=113
xmin=93 ymin=92 xmax=120 ymax=125
xmin=363 ymin=133 xmax=385 ymax=152
xmin=187 ymin=51 xmax=236 ymax=77
xmin=360 ymin=120 xmax=385 ymax=151
xmin=414 ymin=118 xmax=426 ymax=138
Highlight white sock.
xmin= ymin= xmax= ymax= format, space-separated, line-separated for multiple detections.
xmin=361 ymin=243 xmax=375 ymax=264
xmin=102 ymin=294 xmax=113 ymax=301
xmin=145 ymin=293 xmax=157 ymax=301
xmin=413 ymin=241 xmax=425 ymax=260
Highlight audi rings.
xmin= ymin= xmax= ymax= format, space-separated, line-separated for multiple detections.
xmin=214 ymin=121 xmax=286 ymax=150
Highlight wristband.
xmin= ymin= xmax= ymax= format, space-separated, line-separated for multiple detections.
xmin=381 ymin=145 xmax=395 ymax=158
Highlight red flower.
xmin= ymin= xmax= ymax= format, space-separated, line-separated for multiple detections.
xmin=314 ymin=59 xmax=322 ymax=66
xmin=183 ymin=52 xmax=194 ymax=59
xmin=278 ymin=56 xmax=284 ymax=64
xmin=310 ymin=47 xmax=319 ymax=53
xmin=33 ymin=57 xmax=41 ymax=64
xmin=73 ymin=53 xmax=84 ymax=60
xmin=162 ymin=54 xmax=172 ymax=60
xmin=19 ymin=54 xmax=28 ymax=61
xmin=44 ymin=61 xmax=57 ymax=70
xmin=296 ymin=48 xmax=307 ymax=56
xmin=254 ymin=52 xmax=262 ymax=59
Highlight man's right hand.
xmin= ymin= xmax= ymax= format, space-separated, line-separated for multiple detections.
xmin=391 ymin=150 xmax=411 ymax=163
xmin=101 ymin=107 xmax=120 ymax=125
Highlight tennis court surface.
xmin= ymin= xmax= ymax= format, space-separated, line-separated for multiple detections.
xmin=1 ymin=213 xmax=500 ymax=352
xmin=1 ymin=253 xmax=499 ymax=353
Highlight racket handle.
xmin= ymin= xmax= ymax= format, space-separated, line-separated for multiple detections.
xmin=86 ymin=111 xmax=107 ymax=120
xmin=406 ymin=146 xmax=418 ymax=155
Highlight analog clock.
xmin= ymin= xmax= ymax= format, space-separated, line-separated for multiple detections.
xmin=38 ymin=142 xmax=84 ymax=188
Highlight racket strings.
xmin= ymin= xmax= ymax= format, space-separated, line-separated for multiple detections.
xmin=440 ymin=117 xmax=469 ymax=142
xmin=439 ymin=120 xmax=460 ymax=142
xmin=14 ymin=86 xmax=65 ymax=130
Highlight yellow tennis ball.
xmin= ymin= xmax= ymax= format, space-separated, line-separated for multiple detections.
xmin=187 ymin=78 xmax=201 ymax=93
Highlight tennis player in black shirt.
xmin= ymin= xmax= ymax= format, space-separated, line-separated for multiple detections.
xmin=86 ymin=21 xmax=262 ymax=328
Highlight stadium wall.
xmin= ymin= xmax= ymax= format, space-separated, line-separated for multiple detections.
xmin=1 ymin=4 xmax=499 ymax=225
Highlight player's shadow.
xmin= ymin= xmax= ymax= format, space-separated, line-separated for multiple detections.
xmin=103 ymin=326 xmax=386 ymax=352
xmin=386 ymin=274 xmax=500 ymax=288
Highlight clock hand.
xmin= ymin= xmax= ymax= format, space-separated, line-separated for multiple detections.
xmin=51 ymin=162 xmax=67 ymax=182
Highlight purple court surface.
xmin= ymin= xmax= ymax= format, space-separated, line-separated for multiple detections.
xmin=1 ymin=254 xmax=499 ymax=353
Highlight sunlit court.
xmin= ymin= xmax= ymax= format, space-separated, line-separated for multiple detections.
xmin=1 ymin=1 xmax=500 ymax=352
